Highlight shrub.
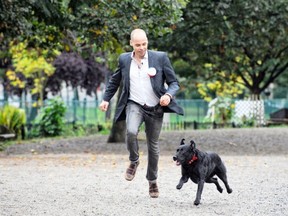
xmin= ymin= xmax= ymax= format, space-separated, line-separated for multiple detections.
xmin=0 ymin=105 xmax=26 ymax=138
xmin=37 ymin=97 xmax=67 ymax=137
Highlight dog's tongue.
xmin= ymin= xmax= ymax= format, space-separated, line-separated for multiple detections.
xmin=176 ymin=161 xmax=181 ymax=166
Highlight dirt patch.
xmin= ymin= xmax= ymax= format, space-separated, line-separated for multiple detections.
xmin=0 ymin=127 xmax=287 ymax=216
xmin=2 ymin=127 xmax=288 ymax=156
xmin=0 ymin=154 xmax=287 ymax=216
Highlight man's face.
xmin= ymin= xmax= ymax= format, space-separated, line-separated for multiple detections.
xmin=130 ymin=33 xmax=148 ymax=59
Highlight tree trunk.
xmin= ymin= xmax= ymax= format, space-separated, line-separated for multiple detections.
xmin=107 ymin=84 xmax=126 ymax=143
xmin=107 ymin=120 xmax=126 ymax=143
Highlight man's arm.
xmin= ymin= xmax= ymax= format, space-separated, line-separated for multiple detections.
xmin=99 ymin=57 xmax=123 ymax=111
xmin=162 ymin=53 xmax=180 ymax=97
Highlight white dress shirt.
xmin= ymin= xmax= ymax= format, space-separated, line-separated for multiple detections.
xmin=129 ymin=52 xmax=159 ymax=106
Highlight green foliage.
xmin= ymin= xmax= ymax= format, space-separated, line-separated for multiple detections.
xmin=173 ymin=59 xmax=201 ymax=99
xmin=67 ymin=0 xmax=182 ymax=42
xmin=0 ymin=0 xmax=32 ymax=37
xmin=8 ymin=41 xmax=58 ymax=106
xmin=173 ymin=59 xmax=195 ymax=78
xmin=61 ymin=123 xmax=108 ymax=137
xmin=0 ymin=105 xmax=26 ymax=137
xmin=273 ymin=70 xmax=288 ymax=98
xmin=1 ymin=0 xmax=183 ymax=100
xmin=36 ymin=97 xmax=67 ymax=137
xmin=204 ymin=97 xmax=234 ymax=124
xmin=1 ymin=0 xmax=183 ymax=54
xmin=160 ymin=0 xmax=288 ymax=98
xmin=197 ymin=73 xmax=245 ymax=101
xmin=66 ymin=0 xmax=184 ymax=69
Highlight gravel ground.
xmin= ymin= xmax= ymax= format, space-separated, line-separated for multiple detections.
xmin=0 ymin=128 xmax=288 ymax=216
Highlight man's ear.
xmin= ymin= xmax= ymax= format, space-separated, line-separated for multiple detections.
xmin=130 ymin=40 xmax=133 ymax=46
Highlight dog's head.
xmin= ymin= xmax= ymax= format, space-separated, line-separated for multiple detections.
xmin=173 ymin=138 xmax=197 ymax=166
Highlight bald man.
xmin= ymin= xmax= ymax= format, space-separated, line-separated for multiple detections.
xmin=99 ymin=28 xmax=183 ymax=198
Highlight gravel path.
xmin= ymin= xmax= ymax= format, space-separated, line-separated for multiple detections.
xmin=0 ymin=128 xmax=288 ymax=216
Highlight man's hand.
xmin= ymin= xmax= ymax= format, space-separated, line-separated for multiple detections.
xmin=99 ymin=101 xmax=109 ymax=111
xmin=160 ymin=94 xmax=171 ymax=106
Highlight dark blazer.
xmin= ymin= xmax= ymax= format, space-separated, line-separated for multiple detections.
xmin=103 ymin=50 xmax=184 ymax=122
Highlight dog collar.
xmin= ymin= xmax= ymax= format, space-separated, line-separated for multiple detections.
xmin=188 ymin=154 xmax=198 ymax=164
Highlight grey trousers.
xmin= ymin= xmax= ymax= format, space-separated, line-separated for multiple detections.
xmin=125 ymin=101 xmax=164 ymax=181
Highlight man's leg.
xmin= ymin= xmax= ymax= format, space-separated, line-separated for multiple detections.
xmin=145 ymin=115 xmax=163 ymax=181
xmin=125 ymin=102 xmax=143 ymax=181
xmin=144 ymin=113 xmax=163 ymax=197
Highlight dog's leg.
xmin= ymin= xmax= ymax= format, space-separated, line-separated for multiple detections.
xmin=176 ymin=175 xmax=189 ymax=189
xmin=194 ymin=180 xmax=204 ymax=205
xmin=219 ymin=175 xmax=232 ymax=194
xmin=206 ymin=177 xmax=223 ymax=193
xmin=217 ymin=171 xmax=233 ymax=194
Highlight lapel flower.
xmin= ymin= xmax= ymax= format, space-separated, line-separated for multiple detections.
xmin=147 ymin=67 xmax=156 ymax=77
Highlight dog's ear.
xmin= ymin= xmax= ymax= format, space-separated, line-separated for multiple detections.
xmin=190 ymin=140 xmax=196 ymax=149
xmin=180 ymin=138 xmax=185 ymax=145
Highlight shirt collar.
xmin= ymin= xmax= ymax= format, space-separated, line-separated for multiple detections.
xmin=131 ymin=51 xmax=148 ymax=60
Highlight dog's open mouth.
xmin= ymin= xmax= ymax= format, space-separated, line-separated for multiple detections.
xmin=175 ymin=160 xmax=181 ymax=166
xmin=173 ymin=156 xmax=181 ymax=166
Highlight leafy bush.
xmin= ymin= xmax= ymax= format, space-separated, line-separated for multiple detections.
xmin=0 ymin=105 xmax=26 ymax=138
xmin=37 ymin=97 xmax=66 ymax=137
xmin=60 ymin=123 xmax=106 ymax=137
xmin=47 ymin=52 xmax=106 ymax=96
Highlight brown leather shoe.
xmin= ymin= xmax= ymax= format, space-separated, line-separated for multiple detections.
xmin=125 ymin=162 xmax=139 ymax=181
xmin=149 ymin=182 xmax=159 ymax=198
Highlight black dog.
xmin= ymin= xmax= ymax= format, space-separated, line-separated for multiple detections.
xmin=173 ymin=139 xmax=232 ymax=205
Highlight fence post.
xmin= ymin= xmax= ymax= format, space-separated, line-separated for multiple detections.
xmin=95 ymin=99 xmax=98 ymax=122
xmin=83 ymin=98 xmax=87 ymax=124
xmin=197 ymin=101 xmax=200 ymax=122
xmin=73 ymin=98 xmax=77 ymax=124
xmin=193 ymin=121 xmax=198 ymax=130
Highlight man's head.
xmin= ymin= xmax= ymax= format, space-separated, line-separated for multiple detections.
xmin=130 ymin=28 xmax=148 ymax=59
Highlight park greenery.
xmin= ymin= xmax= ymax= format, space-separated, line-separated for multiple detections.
xmin=0 ymin=0 xmax=288 ymax=141
xmin=158 ymin=0 xmax=288 ymax=100
xmin=0 ymin=105 xmax=26 ymax=138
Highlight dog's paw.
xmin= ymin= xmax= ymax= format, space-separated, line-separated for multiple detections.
xmin=194 ymin=200 xmax=200 ymax=206
xmin=217 ymin=187 xmax=223 ymax=193
xmin=176 ymin=184 xmax=182 ymax=190
xmin=227 ymin=188 xmax=233 ymax=194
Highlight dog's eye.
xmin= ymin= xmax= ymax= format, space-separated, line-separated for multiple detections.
xmin=177 ymin=149 xmax=179 ymax=152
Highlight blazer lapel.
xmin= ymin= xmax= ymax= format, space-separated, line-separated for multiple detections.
xmin=124 ymin=54 xmax=132 ymax=91
xmin=148 ymin=51 xmax=156 ymax=88
xmin=148 ymin=50 xmax=155 ymax=68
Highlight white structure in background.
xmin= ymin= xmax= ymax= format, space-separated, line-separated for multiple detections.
xmin=205 ymin=98 xmax=218 ymax=122
xmin=46 ymin=82 xmax=103 ymax=104
xmin=235 ymin=100 xmax=265 ymax=125
xmin=0 ymin=81 xmax=105 ymax=107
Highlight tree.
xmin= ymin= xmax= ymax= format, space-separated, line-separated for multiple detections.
xmin=160 ymin=0 xmax=288 ymax=99
xmin=65 ymin=0 xmax=184 ymax=66
xmin=0 ymin=0 xmax=67 ymax=101
xmin=1 ymin=0 xmax=184 ymax=80
xmin=0 ymin=0 xmax=184 ymax=141
xmin=7 ymin=41 xmax=57 ymax=106
xmin=47 ymin=51 xmax=107 ymax=97
xmin=272 ymin=67 xmax=288 ymax=98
